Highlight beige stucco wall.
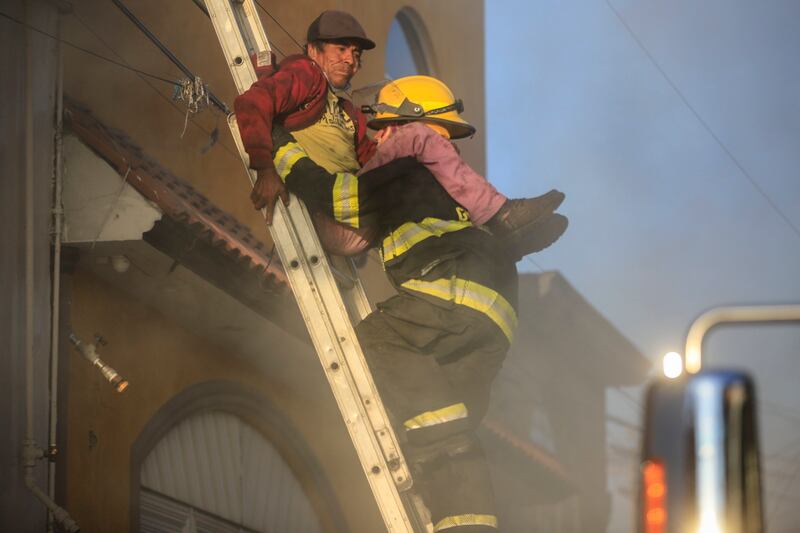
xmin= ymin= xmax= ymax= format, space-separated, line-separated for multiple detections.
xmin=64 ymin=269 xmax=383 ymax=532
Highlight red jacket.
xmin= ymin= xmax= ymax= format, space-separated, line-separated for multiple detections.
xmin=234 ymin=54 xmax=376 ymax=172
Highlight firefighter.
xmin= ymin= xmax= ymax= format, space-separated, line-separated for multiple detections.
xmin=360 ymin=76 xmax=567 ymax=260
xmin=234 ymin=10 xmax=566 ymax=259
xmin=270 ymin=76 xmax=566 ymax=531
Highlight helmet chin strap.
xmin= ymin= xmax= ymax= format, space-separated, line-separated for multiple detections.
xmin=364 ymin=98 xmax=464 ymax=119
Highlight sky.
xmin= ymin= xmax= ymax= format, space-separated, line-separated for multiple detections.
xmin=483 ymin=1 xmax=800 ymax=531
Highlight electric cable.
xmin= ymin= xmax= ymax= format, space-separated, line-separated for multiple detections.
xmin=0 ymin=11 xmax=179 ymax=87
xmin=604 ymin=0 xmax=800 ymax=244
xmin=598 ymin=10 xmax=800 ymax=517
xmin=764 ymin=433 xmax=800 ymax=462
xmin=91 ymin=167 xmax=131 ymax=250
xmin=767 ymin=446 xmax=800 ymax=523
xmin=259 ymin=35 xmax=286 ymax=60
xmin=190 ymin=0 xmax=209 ymax=17
xmin=763 ymin=407 xmax=800 ymax=425
xmin=523 ymin=255 xmax=545 ymax=273
xmin=607 ymin=443 xmax=638 ymax=458
xmin=606 ymin=413 xmax=641 ymax=432
xmin=498 ymin=360 xmax=643 ymax=430
xmin=612 ymin=386 xmax=644 ymax=413
xmin=71 ymin=9 xmax=240 ymax=161
xmin=266 ymin=39 xmax=286 ymax=60
xmin=253 ymin=0 xmax=304 ymax=51
xmin=111 ymin=0 xmax=229 ymax=114
xmin=73 ymin=5 xmax=278 ymax=252
xmin=190 ymin=0 xmax=287 ymax=59
xmin=762 ymin=399 xmax=800 ymax=423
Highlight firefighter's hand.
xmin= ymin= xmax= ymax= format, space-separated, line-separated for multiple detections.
xmin=251 ymin=167 xmax=289 ymax=224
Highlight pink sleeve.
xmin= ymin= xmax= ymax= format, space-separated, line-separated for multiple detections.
xmin=359 ymin=122 xmax=506 ymax=225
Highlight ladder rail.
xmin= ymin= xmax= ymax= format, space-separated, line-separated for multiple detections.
xmin=214 ymin=24 xmax=409 ymax=485
xmin=329 ymin=254 xmax=373 ymax=320
xmin=225 ymin=107 xmax=415 ymax=533
xmin=203 ymin=2 xmax=423 ymax=530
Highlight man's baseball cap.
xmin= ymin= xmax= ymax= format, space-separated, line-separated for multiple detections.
xmin=307 ymin=10 xmax=376 ymax=50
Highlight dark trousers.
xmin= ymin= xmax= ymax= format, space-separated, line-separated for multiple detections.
xmin=357 ymin=292 xmax=509 ymax=531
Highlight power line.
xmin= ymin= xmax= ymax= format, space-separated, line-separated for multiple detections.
xmin=254 ymin=1 xmax=304 ymax=52
xmin=607 ymin=413 xmax=641 ymax=432
xmin=268 ymin=41 xmax=286 ymax=60
xmin=523 ymin=255 xmax=545 ymax=273
xmin=762 ymin=399 xmax=800 ymax=424
xmin=607 ymin=443 xmax=638 ymax=459
xmin=111 ymin=0 xmax=229 ymax=114
xmin=262 ymin=35 xmax=286 ymax=60
xmin=768 ymin=446 xmax=800 ymax=522
xmin=71 ymin=9 xmax=239 ymax=161
xmin=0 ymin=10 xmax=178 ymax=87
xmin=764 ymin=433 xmax=800 ymax=462
xmin=604 ymin=0 xmax=800 ymax=244
xmin=612 ymin=386 xmax=644 ymax=413
xmin=189 ymin=0 xmax=286 ymax=60
xmin=500 ymin=363 xmax=646 ymax=430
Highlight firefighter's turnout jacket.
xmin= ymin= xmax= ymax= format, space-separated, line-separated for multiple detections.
xmin=272 ymin=123 xmax=518 ymax=344
xmin=272 ymin=123 xmax=517 ymax=532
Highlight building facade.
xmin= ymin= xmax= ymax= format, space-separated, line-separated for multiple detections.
xmin=2 ymin=1 xmax=647 ymax=532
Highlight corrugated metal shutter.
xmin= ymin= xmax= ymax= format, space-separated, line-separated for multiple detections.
xmin=140 ymin=410 xmax=322 ymax=533
xmin=140 ymin=488 xmax=257 ymax=533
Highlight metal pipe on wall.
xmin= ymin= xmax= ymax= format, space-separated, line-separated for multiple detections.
xmin=22 ymin=7 xmax=79 ymax=532
xmin=47 ymin=18 xmax=65 ymax=532
xmin=24 ymin=0 xmax=37 ymax=466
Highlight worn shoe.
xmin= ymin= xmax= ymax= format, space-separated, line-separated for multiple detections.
xmin=486 ymin=190 xmax=565 ymax=240
xmin=506 ymin=213 xmax=568 ymax=261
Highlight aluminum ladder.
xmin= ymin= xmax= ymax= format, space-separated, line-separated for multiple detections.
xmin=201 ymin=1 xmax=429 ymax=530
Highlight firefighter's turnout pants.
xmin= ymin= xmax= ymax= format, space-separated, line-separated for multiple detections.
xmin=358 ymin=239 xmax=517 ymax=532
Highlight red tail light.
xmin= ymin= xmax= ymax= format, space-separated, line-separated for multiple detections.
xmin=642 ymin=460 xmax=667 ymax=533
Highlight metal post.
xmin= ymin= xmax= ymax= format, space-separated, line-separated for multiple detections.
xmin=684 ymin=305 xmax=800 ymax=373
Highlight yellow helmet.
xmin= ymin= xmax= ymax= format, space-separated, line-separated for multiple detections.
xmin=366 ymin=75 xmax=476 ymax=139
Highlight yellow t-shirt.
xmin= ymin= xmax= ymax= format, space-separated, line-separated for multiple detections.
xmin=291 ymin=90 xmax=360 ymax=173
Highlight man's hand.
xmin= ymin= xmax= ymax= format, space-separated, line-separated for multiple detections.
xmin=251 ymin=167 xmax=289 ymax=224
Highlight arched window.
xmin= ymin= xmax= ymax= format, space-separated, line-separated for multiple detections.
xmin=385 ymin=7 xmax=437 ymax=79
xmin=131 ymin=381 xmax=345 ymax=532
xmin=140 ymin=411 xmax=322 ymax=532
